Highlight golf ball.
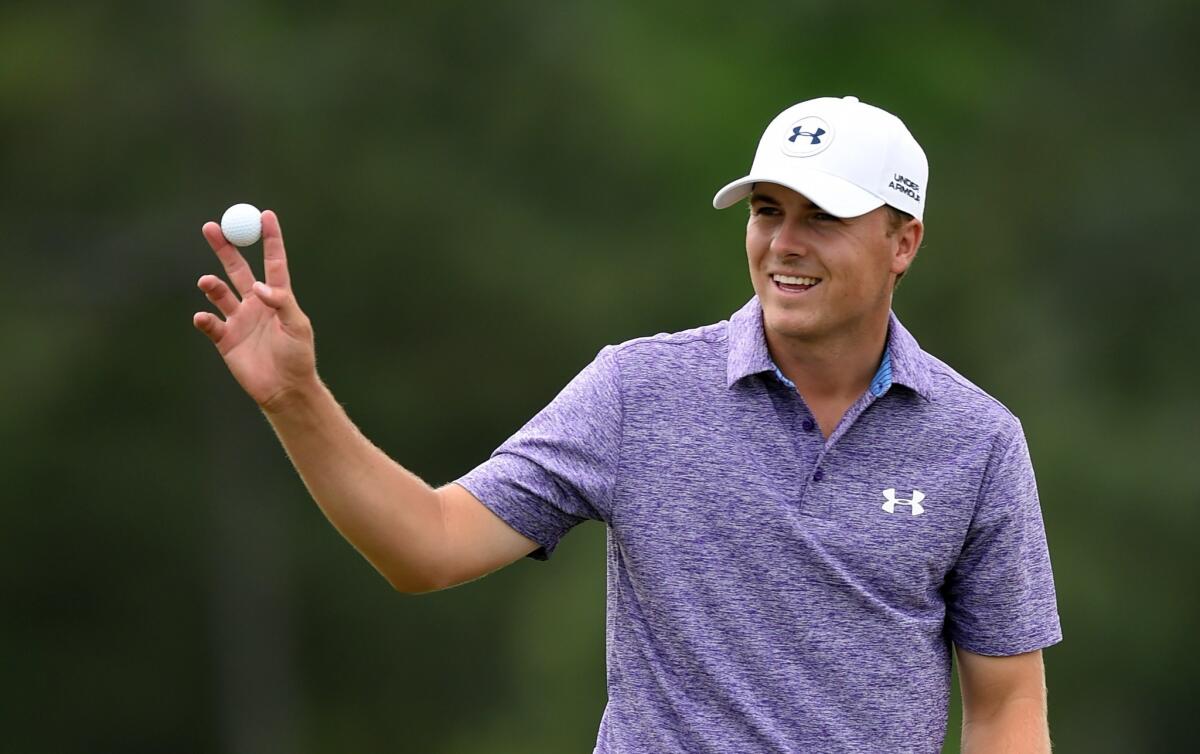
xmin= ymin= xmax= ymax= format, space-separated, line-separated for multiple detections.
xmin=220 ymin=203 xmax=262 ymax=247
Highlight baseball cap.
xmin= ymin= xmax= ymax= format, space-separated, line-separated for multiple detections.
xmin=712 ymin=96 xmax=928 ymax=220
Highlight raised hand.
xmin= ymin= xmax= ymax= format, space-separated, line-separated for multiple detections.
xmin=193 ymin=210 xmax=318 ymax=410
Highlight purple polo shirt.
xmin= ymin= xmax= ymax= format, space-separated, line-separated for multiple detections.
xmin=455 ymin=296 xmax=1062 ymax=753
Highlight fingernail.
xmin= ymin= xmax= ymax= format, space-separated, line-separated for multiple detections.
xmin=254 ymin=282 xmax=272 ymax=297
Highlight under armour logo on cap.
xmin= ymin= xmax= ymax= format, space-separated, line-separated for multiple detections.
xmin=780 ymin=116 xmax=834 ymax=157
xmin=881 ymin=488 xmax=926 ymax=516
xmin=788 ymin=126 xmax=826 ymax=145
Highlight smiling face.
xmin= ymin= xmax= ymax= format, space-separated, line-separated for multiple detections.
xmin=746 ymin=182 xmax=923 ymax=349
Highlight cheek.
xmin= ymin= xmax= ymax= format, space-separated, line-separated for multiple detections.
xmin=745 ymin=230 xmax=770 ymax=262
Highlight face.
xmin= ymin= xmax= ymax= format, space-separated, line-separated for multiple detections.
xmin=745 ymin=182 xmax=922 ymax=347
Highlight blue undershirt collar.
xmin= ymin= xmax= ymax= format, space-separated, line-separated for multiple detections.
xmin=770 ymin=351 xmax=893 ymax=398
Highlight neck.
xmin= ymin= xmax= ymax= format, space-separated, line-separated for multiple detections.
xmin=765 ymin=310 xmax=891 ymax=403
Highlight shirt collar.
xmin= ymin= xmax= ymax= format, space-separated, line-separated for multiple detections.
xmin=725 ymin=296 xmax=935 ymax=401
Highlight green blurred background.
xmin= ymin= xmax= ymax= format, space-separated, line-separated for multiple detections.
xmin=3 ymin=1 xmax=1197 ymax=751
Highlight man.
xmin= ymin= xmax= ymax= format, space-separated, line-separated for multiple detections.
xmin=194 ymin=95 xmax=1062 ymax=752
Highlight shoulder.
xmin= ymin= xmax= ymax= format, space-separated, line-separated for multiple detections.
xmin=922 ymin=352 xmax=1024 ymax=448
xmin=604 ymin=318 xmax=729 ymax=373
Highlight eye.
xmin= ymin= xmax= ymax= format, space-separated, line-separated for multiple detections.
xmin=751 ymin=205 xmax=781 ymax=217
xmin=813 ymin=212 xmax=839 ymax=222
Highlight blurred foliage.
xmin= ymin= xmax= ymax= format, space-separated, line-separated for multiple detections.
xmin=2 ymin=0 xmax=1198 ymax=752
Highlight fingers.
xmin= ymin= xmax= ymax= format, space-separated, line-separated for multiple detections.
xmin=261 ymin=210 xmax=291 ymax=290
xmin=197 ymin=274 xmax=240 ymax=318
xmin=202 ymin=221 xmax=257 ymax=297
xmin=192 ymin=311 xmax=227 ymax=343
xmin=251 ymin=281 xmax=306 ymax=328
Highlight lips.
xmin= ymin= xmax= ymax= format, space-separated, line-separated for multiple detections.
xmin=771 ymin=273 xmax=822 ymax=295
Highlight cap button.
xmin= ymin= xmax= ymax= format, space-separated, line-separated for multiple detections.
xmin=843 ymin=95 xmax=859 ymax=103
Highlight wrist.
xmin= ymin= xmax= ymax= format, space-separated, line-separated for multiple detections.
xmin=259 ymin=374 xmax=327 ymax=417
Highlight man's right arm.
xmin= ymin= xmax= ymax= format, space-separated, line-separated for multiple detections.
xmin=194 ymin=210 xmax=537 ymax=594
xmin=261 ymin=380 xmax=539 ymax=594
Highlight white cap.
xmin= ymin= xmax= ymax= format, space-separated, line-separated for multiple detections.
xmin=712 ymin=95 xmax=928 ymax=220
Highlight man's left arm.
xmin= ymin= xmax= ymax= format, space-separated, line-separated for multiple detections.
xmin=956 ymin=646 xmax=1051 ymax=753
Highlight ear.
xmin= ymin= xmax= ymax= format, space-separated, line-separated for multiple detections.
xmin=891 ymin=218 xmax=924 ymax=277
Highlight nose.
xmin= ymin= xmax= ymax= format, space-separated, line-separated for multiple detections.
xmin=769 ymin=215 xmax=812 ymax=257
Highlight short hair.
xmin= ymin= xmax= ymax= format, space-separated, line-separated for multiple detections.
xmin=884 ymin=205 xmax=913 ymax=235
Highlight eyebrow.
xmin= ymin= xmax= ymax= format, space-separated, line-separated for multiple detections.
xmin=748 ymin=193 xmax=822 ymax=211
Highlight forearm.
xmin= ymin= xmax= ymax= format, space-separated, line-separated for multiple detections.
xmin=261 ymin=378 xmax=445 ymax=593
xmin=961 ymin=695 xmax=1051 ymax=753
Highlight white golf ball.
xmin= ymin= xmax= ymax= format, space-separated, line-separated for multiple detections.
xmin=220 ymin=203 xmax=262 ymax=247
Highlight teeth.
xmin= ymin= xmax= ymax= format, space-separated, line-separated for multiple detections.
xmin=773 ymin=274 xmax=820 ymax=286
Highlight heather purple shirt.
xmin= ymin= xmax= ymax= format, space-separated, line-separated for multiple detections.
xmin=456 ymin=296 xmax=1062 ymax=753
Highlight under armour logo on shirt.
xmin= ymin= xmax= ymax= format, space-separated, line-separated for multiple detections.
xmin=882 ymin=488 xmax=926 ymax=516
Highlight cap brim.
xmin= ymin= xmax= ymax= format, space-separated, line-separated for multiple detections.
xmin=712 ymin=170 xmax=886 ymax=218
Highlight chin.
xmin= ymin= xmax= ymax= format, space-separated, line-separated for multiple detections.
xmin=762 ymin=308 xmax=825 ymax=341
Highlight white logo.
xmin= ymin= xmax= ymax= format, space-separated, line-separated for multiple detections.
xmin=881 ymin=488 xmax=925 ymax=516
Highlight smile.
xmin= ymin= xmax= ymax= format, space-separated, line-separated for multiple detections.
xmin=771 ymin=273 xmax=822 ymax=294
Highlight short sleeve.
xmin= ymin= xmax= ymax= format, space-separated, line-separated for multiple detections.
xmin=944 ymin=424 xmax=1063 ymax=655
xmin=453 ymin=345 xmax=623 ymax=561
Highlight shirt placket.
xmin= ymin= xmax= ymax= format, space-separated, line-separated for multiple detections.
xmin=764 ymin=376 xmax=828 ymax=517
xmin=805 ymin=391 xmax=881 ymax=517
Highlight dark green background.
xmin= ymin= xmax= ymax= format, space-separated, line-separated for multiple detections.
xmin=3 ymin=1 xmax=1197 ymax=751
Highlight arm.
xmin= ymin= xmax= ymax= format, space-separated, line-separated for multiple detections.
xmin=956 ymin=646 xmax=1051 ymax=753
xmin=193 ymin=211 xmax=537 ymax=593
xmin=258 ymin=381 xmax=538 ymax=593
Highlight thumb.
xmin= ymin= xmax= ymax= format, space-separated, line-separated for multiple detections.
xmin=252 ymin=282 xmax=305 ymax=326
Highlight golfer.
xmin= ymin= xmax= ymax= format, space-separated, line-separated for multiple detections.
xmin=194 ymin=95 xmax=1061 ymax=753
